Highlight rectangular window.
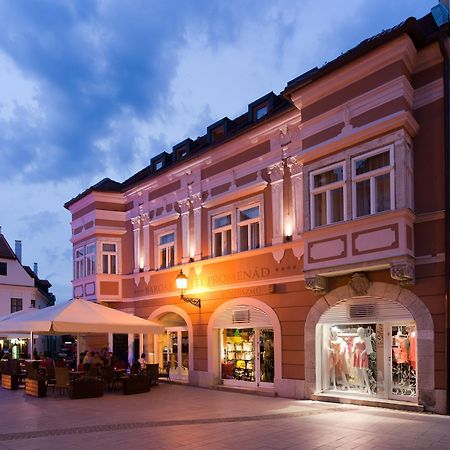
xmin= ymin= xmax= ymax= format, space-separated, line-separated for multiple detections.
xmin=352 ymin=148 xmax=394 ymax=218
xmin=310 ymin=164 xmax=345 ymax=228
xmin=30 ymin=300 xmax=36 ymax=308
xmin=11 ymin=298 xmax=22 ymax=313
xmin=238 ymin=205 xmax=261 ymax=252
xmin=212 ymin=213 xmax=232 ymax=257
xmin=85 ymin=243 xmax=96 ymax=276
xmin=101 ymin=243 xmax=117 ymax=274
xmin=255 ymin=105 xmax=268 ymax=120
xmin=158 ymin=232 xmax=175 ymax=269
xmin=74 ymin=247 xmax=84 ymax=279
xmin=0 ymin=262 xmax=6 ymax=276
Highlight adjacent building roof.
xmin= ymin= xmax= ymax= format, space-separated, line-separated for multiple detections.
xmin=0 ymin=233 xmax=17 ymax=260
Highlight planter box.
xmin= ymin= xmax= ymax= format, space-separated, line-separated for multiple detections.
xmin=1 ymin=374 xmax=19 ymax=390
xmin=122 ymin=375 xmax=151 ymax=395
xmin=69 ymin=378 xmax=104 ymax=399
xmin=25 ymin=378 xmax=47 ymax=397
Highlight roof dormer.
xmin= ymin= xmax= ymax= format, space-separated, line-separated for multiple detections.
xmin=248 ymin=92 xmax=277 ymax=123
xmin=207 ymin=117 xmax=234 ymax=144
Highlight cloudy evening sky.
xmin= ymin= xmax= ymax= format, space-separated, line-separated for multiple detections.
xmin=0 ymin=0 xmax=437 ymax=302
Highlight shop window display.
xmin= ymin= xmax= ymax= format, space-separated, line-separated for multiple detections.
xmin=322 ymin=322 xmax=417 ymax=399
xmin=222 ymin=328 xmax=255 ymax=382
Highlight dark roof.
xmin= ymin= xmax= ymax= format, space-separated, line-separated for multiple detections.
xmin=0 ymin=234 xmax=17 ymax=260
xmin=66 ymin=12 xmax=444 ymax=208
xmin=283 ymin=13 xmax=441 ymax=96
xmin=64 ymin=177 xmax=122 ymax=209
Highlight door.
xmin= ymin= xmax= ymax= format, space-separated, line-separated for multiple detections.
xmin=163 ymin=327 xmax=189 ymax=382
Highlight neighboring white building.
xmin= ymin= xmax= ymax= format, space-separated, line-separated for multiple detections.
xmin=0 ymin=229 xmax=55 ymax=358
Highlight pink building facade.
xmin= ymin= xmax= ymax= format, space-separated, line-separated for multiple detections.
xmin=66 ymin=9 xmax=450 ymax=413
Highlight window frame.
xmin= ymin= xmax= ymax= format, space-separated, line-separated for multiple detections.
xmin=154 ymin=225 xmax=177 ymax=270
xmin=74 ymin=246 xmax=85 ymax=279
xmin=211 ymin=211 xmax=233 ymax=257
xmin=11 ymin=298 xmax=23 ymax=313
xmin=351 ymin=145 xmax=395 ymax=219
xmin=0 ymin=262 xmax=7 ymax=276
xmin=309 ymin=161 xmax=347 ymax=228
xmin=208 ymin=194 xmax=264 ymax=258
xmin=100 ymin=241 xmax=118 ymax=275
xmin=237 ymin=203 xmax=262 ymax=252
xmin=85 ymin=242 xmax=96 ymax=277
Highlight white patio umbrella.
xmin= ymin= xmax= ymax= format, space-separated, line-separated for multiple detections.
xmin=0 ymin=298 xmax=164 ymax=367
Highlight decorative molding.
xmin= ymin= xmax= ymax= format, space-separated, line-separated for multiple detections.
xmin=272 ymin=249 xmax=285 ymax=264
xmin=190 ymin=192 xmax=203 ymax=210
xmin=267 ymin=161 xmax=285 ymax=183
xmin=390 ymin=262 xmax=415 ymax=285
xmin=292 ymin=245 xmax=304 ymax=260
xmin=304 ymin=275 xmax=328 ymax=294
xmin=348 ymin=272 xmax=370 ymax=296
xmin=178 ymin=198 xmax=191 ymax=215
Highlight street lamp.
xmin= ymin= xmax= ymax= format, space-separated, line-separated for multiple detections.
xmin=175 ymin=269 xmax=201 ymax=308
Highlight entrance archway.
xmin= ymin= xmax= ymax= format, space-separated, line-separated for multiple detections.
xmin=148 ymin=306 xmax=194 ymax=383
xmin=304 ymin=282 xmax=435 ymax=409
xmin=208 ymin=298 xmax=282 ymax=388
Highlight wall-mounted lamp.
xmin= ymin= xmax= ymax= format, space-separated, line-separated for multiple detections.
xmin=175 ymin=269 xmax=201 ymax=308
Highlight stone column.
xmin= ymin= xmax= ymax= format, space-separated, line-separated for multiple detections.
xmin=142 ymin=213 xmax=150 ymax=271
xmin=268 ymin=161 xmax=285 ymax=245
xmin=131 ymin=217 xmax=141 ymax=273
xmin=178 ymin=198 xmax=191 ymax=263
xmin=191 ymin=193 xmax=203 ymax=261
xmin=287 ymin=156 xmax=304 ymax=238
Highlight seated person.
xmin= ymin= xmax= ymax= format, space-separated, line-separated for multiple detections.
xmin=92 ymin=352 xmax=104 ymax=367
xmin=138 ymin=353 xmax=146 ymax=369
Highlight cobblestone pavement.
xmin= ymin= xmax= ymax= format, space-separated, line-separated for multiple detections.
xmin=0 ymin=384 xmax=450 ymax=450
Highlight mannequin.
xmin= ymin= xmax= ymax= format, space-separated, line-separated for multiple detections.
xmin=328 ymin=327 xmax=348 ymax=390
xmin=352 ymin=327 xmax=370 ymax=393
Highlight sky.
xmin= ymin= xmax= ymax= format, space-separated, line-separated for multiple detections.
xmin=0 ymin=0 xmax=438 ymax=302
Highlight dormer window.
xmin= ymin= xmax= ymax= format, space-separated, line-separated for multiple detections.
xmin=207 ymin=118 xmax=233 ymax=144
xmin=248 ymin=92 xmax=276 ymax=123
xmin=173 ymin=138 xmax=193 ymax=161
xmin=155 ymin=160 xmax=163 ymax=171
xmin=151 ymin=152 xmax=171 ymax=172
xmin=255 ymin=104 xmax=268 ymax=120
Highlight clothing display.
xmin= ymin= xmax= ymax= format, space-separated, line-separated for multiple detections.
xmin=352 ymin=341 xmax=369 ymax=369
xmin=393 ymin=335 xmax=409 ymax=364
xmin=409 ymin=331 xmax=417 ymax=370
xmin=328 ymin=340 xmax=345 ymax=372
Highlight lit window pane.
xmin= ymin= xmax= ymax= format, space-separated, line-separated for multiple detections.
xmin=102 ymin=255 xmax=109 ymax=274
xmin=250 ymin=222 xmax=260 ymax=249
xmin=313 ymin=167 xmax=343 ymax=188
xmin=240 ymin=225 xmax=249 ymax=251
xmin=225 ymin=229 xmax=232 ymax=255
xmin=214 ymin=215 xmax=231 ymax=229
xmin=214 ymin=233 xmax=222 ymax=256
xmin=356 ymin=179 xmax=371 ymax=217
xmin=355 ymin=151 xmax=389 ymax=175
xmin=376 ymin=173 xmax=391 ymax=212
xmin=239 ymin=206 xmax=259 ymax=221
xmin=160 ymin=233 xmax=174 ymax=245
xmin=330 ymin=188 xmax=344 ymax=223
xmin=314 ymin=192 xmax=327 ymax=226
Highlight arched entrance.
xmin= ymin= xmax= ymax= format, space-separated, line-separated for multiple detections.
xmin=304 ymin=282 xmax=435 ymax=410
xmin=208 ymin=298 xmax=282 ymax=390
xmin=148 ymin=306 xmax=194 ymax=383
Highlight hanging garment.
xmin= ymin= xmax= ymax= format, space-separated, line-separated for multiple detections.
xmin=409 ymin=331 xmax=417 ymax=370
xmin=393 ymin=336 xmax=408 ymax=364
xmin=329 ymin=340 xmax=345 ymax=372
xmin=352 ymin=340 xmax=368 ymax=368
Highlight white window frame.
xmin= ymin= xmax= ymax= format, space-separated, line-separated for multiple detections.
xmin=154 ymin=225 xmax=177 ymax=270
xmin=212 ymin=211 xmax=233 ymax=257
xmin=208 ymin=194 xmax=264 ymax=257
xmin=309 ymin=162 xmax=347 ymax=228
xmin=85 ymin=242 xmax=96 ymax=277
xmin=351 ymin=145 xmax=395 ymax=219
xmin=100 ymin=241 xmax=119 ymax=275
xmin=237 ymin=203 xmax=262 ymax=252
xmin=74 ymin=246 xmax=84 ymax=279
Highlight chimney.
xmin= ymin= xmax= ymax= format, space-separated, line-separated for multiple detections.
xmin=33 ymin=262 xmax=38 ymax=276
xmin=15 ymin=240 xmax=22 ymax=263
